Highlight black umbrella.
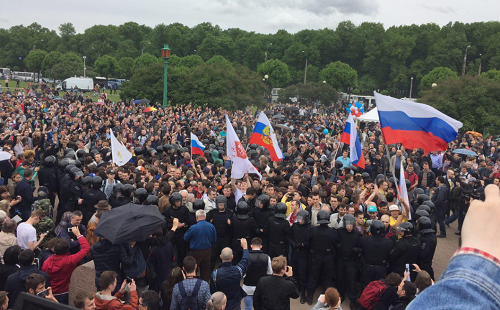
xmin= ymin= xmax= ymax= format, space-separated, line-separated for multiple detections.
xmin=272 ymin=114 xmax=285 ymax=120
xmin=285 ymin=106 xmax=299 ymax=113
xmin=276 ymin=104 xmax=286 ymax=108
xmin=274 ymin=124 xmax=291 ymax=131
xmin=95 ymin=203 xmax=165 ymax=244
xmin=138 ymin=99 xmax=150 ymax=105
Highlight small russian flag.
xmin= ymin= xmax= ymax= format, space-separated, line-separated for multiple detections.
xmin=191 ymin=133 xmax=205 ymax=156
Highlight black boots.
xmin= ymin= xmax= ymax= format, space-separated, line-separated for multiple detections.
xmin=300 ymin=288 xmax=306 ymax=304
xmin=305 ymin=292 xmax=313 ymax=305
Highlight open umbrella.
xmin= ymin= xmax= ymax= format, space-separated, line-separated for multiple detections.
xmin=274 ymin=124 xmax=291 ymax=131
xmin=272 ymin=114 xmax=285 ymax=120
xmin=285 ymin=106 xmax=299 ymax=113
xmin=453 ymin=148 xmax=478 ymax=157
xmin=94 ymin=203 xmax=165 ymax=244
xmin=466 ymin=131 xmax=483 ymax=138
xmin=138 ymin=99 xmax=150 ymax=105
xmin=143 ymin=107 xmax=157 ymax=113
xmin=276 ymin=104 xmax=286 ymax=108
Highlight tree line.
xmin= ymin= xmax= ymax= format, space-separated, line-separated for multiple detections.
xmin=2 ymin=21 xmax=500 ymax=97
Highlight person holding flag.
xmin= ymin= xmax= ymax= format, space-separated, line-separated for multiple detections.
xmin=249 ymin=112 xmax=283 ymax=161
xmin=339 ymin=114 xmax=365 ymax=170
xmin=110 ymin=129 xmax=132 ymax=167
xmin=191 ymin=132 xmax=206 ymax=156
xmin=225 ymin=115 xmax=262 ymax=180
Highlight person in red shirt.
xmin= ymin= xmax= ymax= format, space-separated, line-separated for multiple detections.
xmin=41 ymin=226 xmax=90 ymax=304
xmin=404 ymin=165 xmax=419 ymax=191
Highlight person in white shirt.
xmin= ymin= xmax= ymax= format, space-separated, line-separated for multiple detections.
xmin=16 ymin=209 xmax=47 ymax=250
xmin=329 ymin=203 xmax=347 ymax=229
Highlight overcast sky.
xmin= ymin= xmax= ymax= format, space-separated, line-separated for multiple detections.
xmin=0 ymin=0 xmax=498 ymax=34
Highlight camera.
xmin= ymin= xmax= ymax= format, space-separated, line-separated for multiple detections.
xmin=68 ymin=228 xmax=73 ymax=232
xmin=126 ymin=277 xmax=132 ymax=284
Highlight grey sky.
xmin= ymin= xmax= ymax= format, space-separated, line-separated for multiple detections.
xmin=0 ymin=0 xmax=497 ymax=34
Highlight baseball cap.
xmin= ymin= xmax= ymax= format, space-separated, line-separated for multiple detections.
xmin=367 ymin=205 xmax=378 ymax=213
xmin=388 ymin=205 xmax=400 ymax=212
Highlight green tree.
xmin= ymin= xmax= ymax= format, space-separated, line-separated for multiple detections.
xmin=206 ymin=55 xmax=232 ymax=67
xmin=420 ymin=67 xmax=458 ymax=89
xmin=257 ymin=59 xmax=291 ymax=88
xmin=42 ymin=51 xmax=62 ymax=77
xmin=482 ymin=69 xmax=500 ymax=81
xmin=24 ymin=49 xmax=47 ymax=81
xmin=94 ymin=55 xmax=118 ymax=78
xmin=319 ymin=61 xmax=358 ymax=92
xmin=421 ymin=76 xmax=500 ymax=133
xmin=133 ymin=53 xmax=159 ymax=73
xmin=48 ymin=52 xmax=83 ymax=80
xmin=196 ymin=34 xmax=235 ymax=61
xmin=279 ymin=82 xmax=337 ymax=104
xmin=117 ymin=57 xmax=135 ymax=79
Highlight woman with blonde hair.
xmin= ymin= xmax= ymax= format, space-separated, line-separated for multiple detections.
xmin=206 ymin=292 xmax=227 ymax=310
xmin=311 ymin=287 xmax=342 ymax=310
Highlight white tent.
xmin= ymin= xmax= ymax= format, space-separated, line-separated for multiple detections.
xmin=358 ymin=107 xmax=379 ymax=122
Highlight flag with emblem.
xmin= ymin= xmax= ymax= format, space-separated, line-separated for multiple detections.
xmin=226 ymin=115 xmax=262 ymax=180
xmin=110 ymin=129 xmax=132 ymax=166
xmin=249 ymin=112 xmax=284 ymax=161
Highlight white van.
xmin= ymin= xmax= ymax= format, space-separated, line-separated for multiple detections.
xmin=62 ymin=77 xmax=93 ymax=92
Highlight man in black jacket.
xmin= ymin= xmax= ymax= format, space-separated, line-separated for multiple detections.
xmin=14 ymin=169 xmax=37 ymax=221
xmin=389 ymin=222 xmax=421 ymax=279
xmin=243 ymin=238 xmax=272 ymax=310
xmin=392 ymin=280 xmax=416 ymax=310
xmin=253 ymin=255 xmax=299 ymax=310
xmin=431 ymin=176 xmax=449 ymax=238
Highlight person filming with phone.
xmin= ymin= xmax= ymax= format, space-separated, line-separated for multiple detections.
xmin=25 ymin=273 xmax=58 ymax=303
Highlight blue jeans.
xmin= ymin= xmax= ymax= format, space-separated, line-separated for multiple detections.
xmin=243 ymin=296 xmax=253 ymax=310
xmin=408 ymin=250 xmax=500 ymax=309
xmin=435 ymin=207 xmax=446 ymax=235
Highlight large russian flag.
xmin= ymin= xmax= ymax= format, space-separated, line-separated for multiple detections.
xmin=340 ymin=114 xmax=365 ymax=169
xmin=374 ymin=92 xmax=462 ymax=153
xmin=190 ymin=133 xmax=205 ymax=156
xmin=249 ymin=112 xmax=283 ymax=161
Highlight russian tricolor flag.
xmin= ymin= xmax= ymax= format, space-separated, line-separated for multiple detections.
xmin=374 ymin=92 xmax=462 ymax=153
xmin=249 ymin=112 xmax=283 ymax=161
xmin=190 ymin=133 xmax=205 ymax=156
xmin=340 ymin=114 xmax=365 ymax=169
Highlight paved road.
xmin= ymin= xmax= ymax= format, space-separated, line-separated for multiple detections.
xmin=286 ymin=221 xmax=460 ymax=310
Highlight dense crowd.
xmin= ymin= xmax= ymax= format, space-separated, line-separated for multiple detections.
xmin=0 ymin=83 xmax=497 ymax=310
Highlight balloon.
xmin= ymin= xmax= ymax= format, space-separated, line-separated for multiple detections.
xmin=323 ymin=128 xmax=329 ymax=135
xmin=360 ymin=108 xmax=364 ymax=113
xmin=354 ymin=107 xmax=358 ymax=111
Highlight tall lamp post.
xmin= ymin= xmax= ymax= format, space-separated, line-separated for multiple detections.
xmin=409 ymin=76 xmax=413 ymax=98
xmin=265 ymin=43 xmax=272 ymax=62
xmin=83 ymin=56 xmax=86 ymax=77
xmin=478 ymin=53 xmax=482 ymax=75
xmin=302 ymin=50 xmax=308 ymax=84
xmin=462 ymin=45 xmax=470 ymax=77
xmin=161 ymin=44 xmax=170 ymax=108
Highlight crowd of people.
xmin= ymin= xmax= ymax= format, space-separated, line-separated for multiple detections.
xmin=0 ymin=82 xmax=498 ymax=310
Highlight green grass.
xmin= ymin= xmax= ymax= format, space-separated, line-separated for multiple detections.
xmin=1 ymin=79 xmax=122 ymax=103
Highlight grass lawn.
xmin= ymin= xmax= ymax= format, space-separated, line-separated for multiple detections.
xmin=1 ymin=79 xmax=122 ymax=103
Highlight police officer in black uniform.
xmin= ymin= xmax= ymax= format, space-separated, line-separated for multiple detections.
xmin=134 ymin=188 xmax=149 ymax=205
xmin=81 ymin=176 xmax=107 ymax=225
xmin=290 ymin=210 xmax=311 ymax=304
xmin=109 ymin=183 xmax=123 ymax=208
xmin=266 ymin=202 xmax=291 ymax=259
xmin=389 ymin=222 xmax=421 ymax=278
xmin=230 ymin=201 xmax=259 ymax=264
xmin=207 ymin=195 xmax=234 ymax=270
xmin=306 ymin=210 xmax=339 ymax=305
xmin=114 ymin=184 xmax=134 ymax=208
xmin=359 ymin=220 xmax=394 ymax=288
xmin=56 ymin=163 xmax=74 ymax=224
xmin=163 ymin=192 xmax=190 ymax=267
xmin=187 ymin=199 xmax=205 ymax=227
xmin=67 ymin=167 xmax=84 ymax=213
xmin=336 ymin=214 xmax=362 ymax=309
xmin=38 ymin=155 xmax=59 ymax=209
xmin=252 ymin=194 xmax=273 ymax=252
xmin=417 ymin=216 xmax=437 ymax=280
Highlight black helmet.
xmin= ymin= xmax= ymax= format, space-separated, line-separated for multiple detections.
xmin=37 ymin=190 xmax=48 ymax=200
xmin=371 ymin=220 xmax=385 ymax=236
xmin=343 ymin=214 xmax=355 ymax=229
xmin=147 ymin=147 xmax=156 ymax=155
xmin=193 ymin=199 xmax=205 ymax=211
xmin=306 ymin=158 xmax=314 ymax=166
xmin=65 ymin=164 xmax=76 ymax=173
xmin=417 ymin=194 xmax=430 ymax=205
xmin=113 ymin=183 xmax=123 ymax=194
xmin=388 ymin=177 xmax=398 ymax=187
xmin=134 ymin=188 xmax=149 ymax=204
xmin=59 ymin=158 xmax=70 ymax=170
xmin=215 ymin=195 xmax=227 ymax=210
xmin=414 ymin=209 xmax=430 ymax=221
xmin=145 ymin=195 xmax=159 ymax=206
xmin=414 ymin=188 xmax=425 ymax=196
xmin=169 ymin=192 xmax=183 ymax=206
xmin=134 ymin=147 xmax=143 ymax=156
xmin=121 ymin=184 xmax=135 ymax=197
xmin=335 ymin=160 xmax=343 ymax=169
xmin=82 ymin=176 xmax=93 ymax=186
xmin=69 ymin=167 xmax=83 ymax=180
xmin=296 ymin=210 xmax=309 ymax=224
xmin=317 ymin=210 xmax=330 ymax=224
xmin=422 ymin=200 xmax=435 ymax=210
xmin=361 ymin=172 xmax=370 ymax=179
xmin=417 ymin=216 xmax=434 ymax=232
xmin=397 ymin=222 xmax=414 ymax=237
xmin=236 ymin=201 xmax=250 ymax=219
xmin=76 ymin=149 xmax=86 ymax=159
xmin=92 ymin=176 xmax=103 ymax=189
xmin=64 ymin=152 xmax=76 ymax=159
xmin=43 ymin=155 xmax=57 ymax=166
xmin=156 ymin=146 xmax=164 ymax=154
xmin=65 ymin=148 xmax=75 ymax=155
xmin=256 ymin=194 xmax=270 ymax=209
xmin=274 ymin=202 xmax=287 ymax=219
xmin=73 ymin=159 xmax=82 ymax=169
xmin=416 ymin=205 xmax=431 ymax=214
xmin=163 ymin=144 xmax=172 ymax=152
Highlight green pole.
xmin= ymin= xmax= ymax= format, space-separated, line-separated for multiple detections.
xmin=163 ymin=58 xmax=168 ymax=108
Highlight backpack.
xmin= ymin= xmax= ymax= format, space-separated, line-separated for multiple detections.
xmin=359 ymin=280 xmax=387 ymax=309
xmin=178 ymin=279 xmax=202 ymax=310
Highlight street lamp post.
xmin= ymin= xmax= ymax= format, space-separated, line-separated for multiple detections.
xmin=478 ymin=53 xmax=482 ymax=75
xmin=265 ymin=43 xmax=272 ymax=62
xmin=161 ymin=44 xmax=171 ymax=108
xmin=409 ymin=76 xmax=413 ymax=98
xmin=462 ymin=45 xmax=471 ymax=77
xmin=83 ymin=56 xmax=86 ymax=77
xmin=302 ymin=50 xmax=308 ymax=84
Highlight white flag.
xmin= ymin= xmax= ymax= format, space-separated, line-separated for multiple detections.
xmin=110 ymin=129 xmax=132 ymax=166
xmin=399 ymin=160 xmax=411 ymax=220
xmin=225 ymin=115 xmax=262 ymax=180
